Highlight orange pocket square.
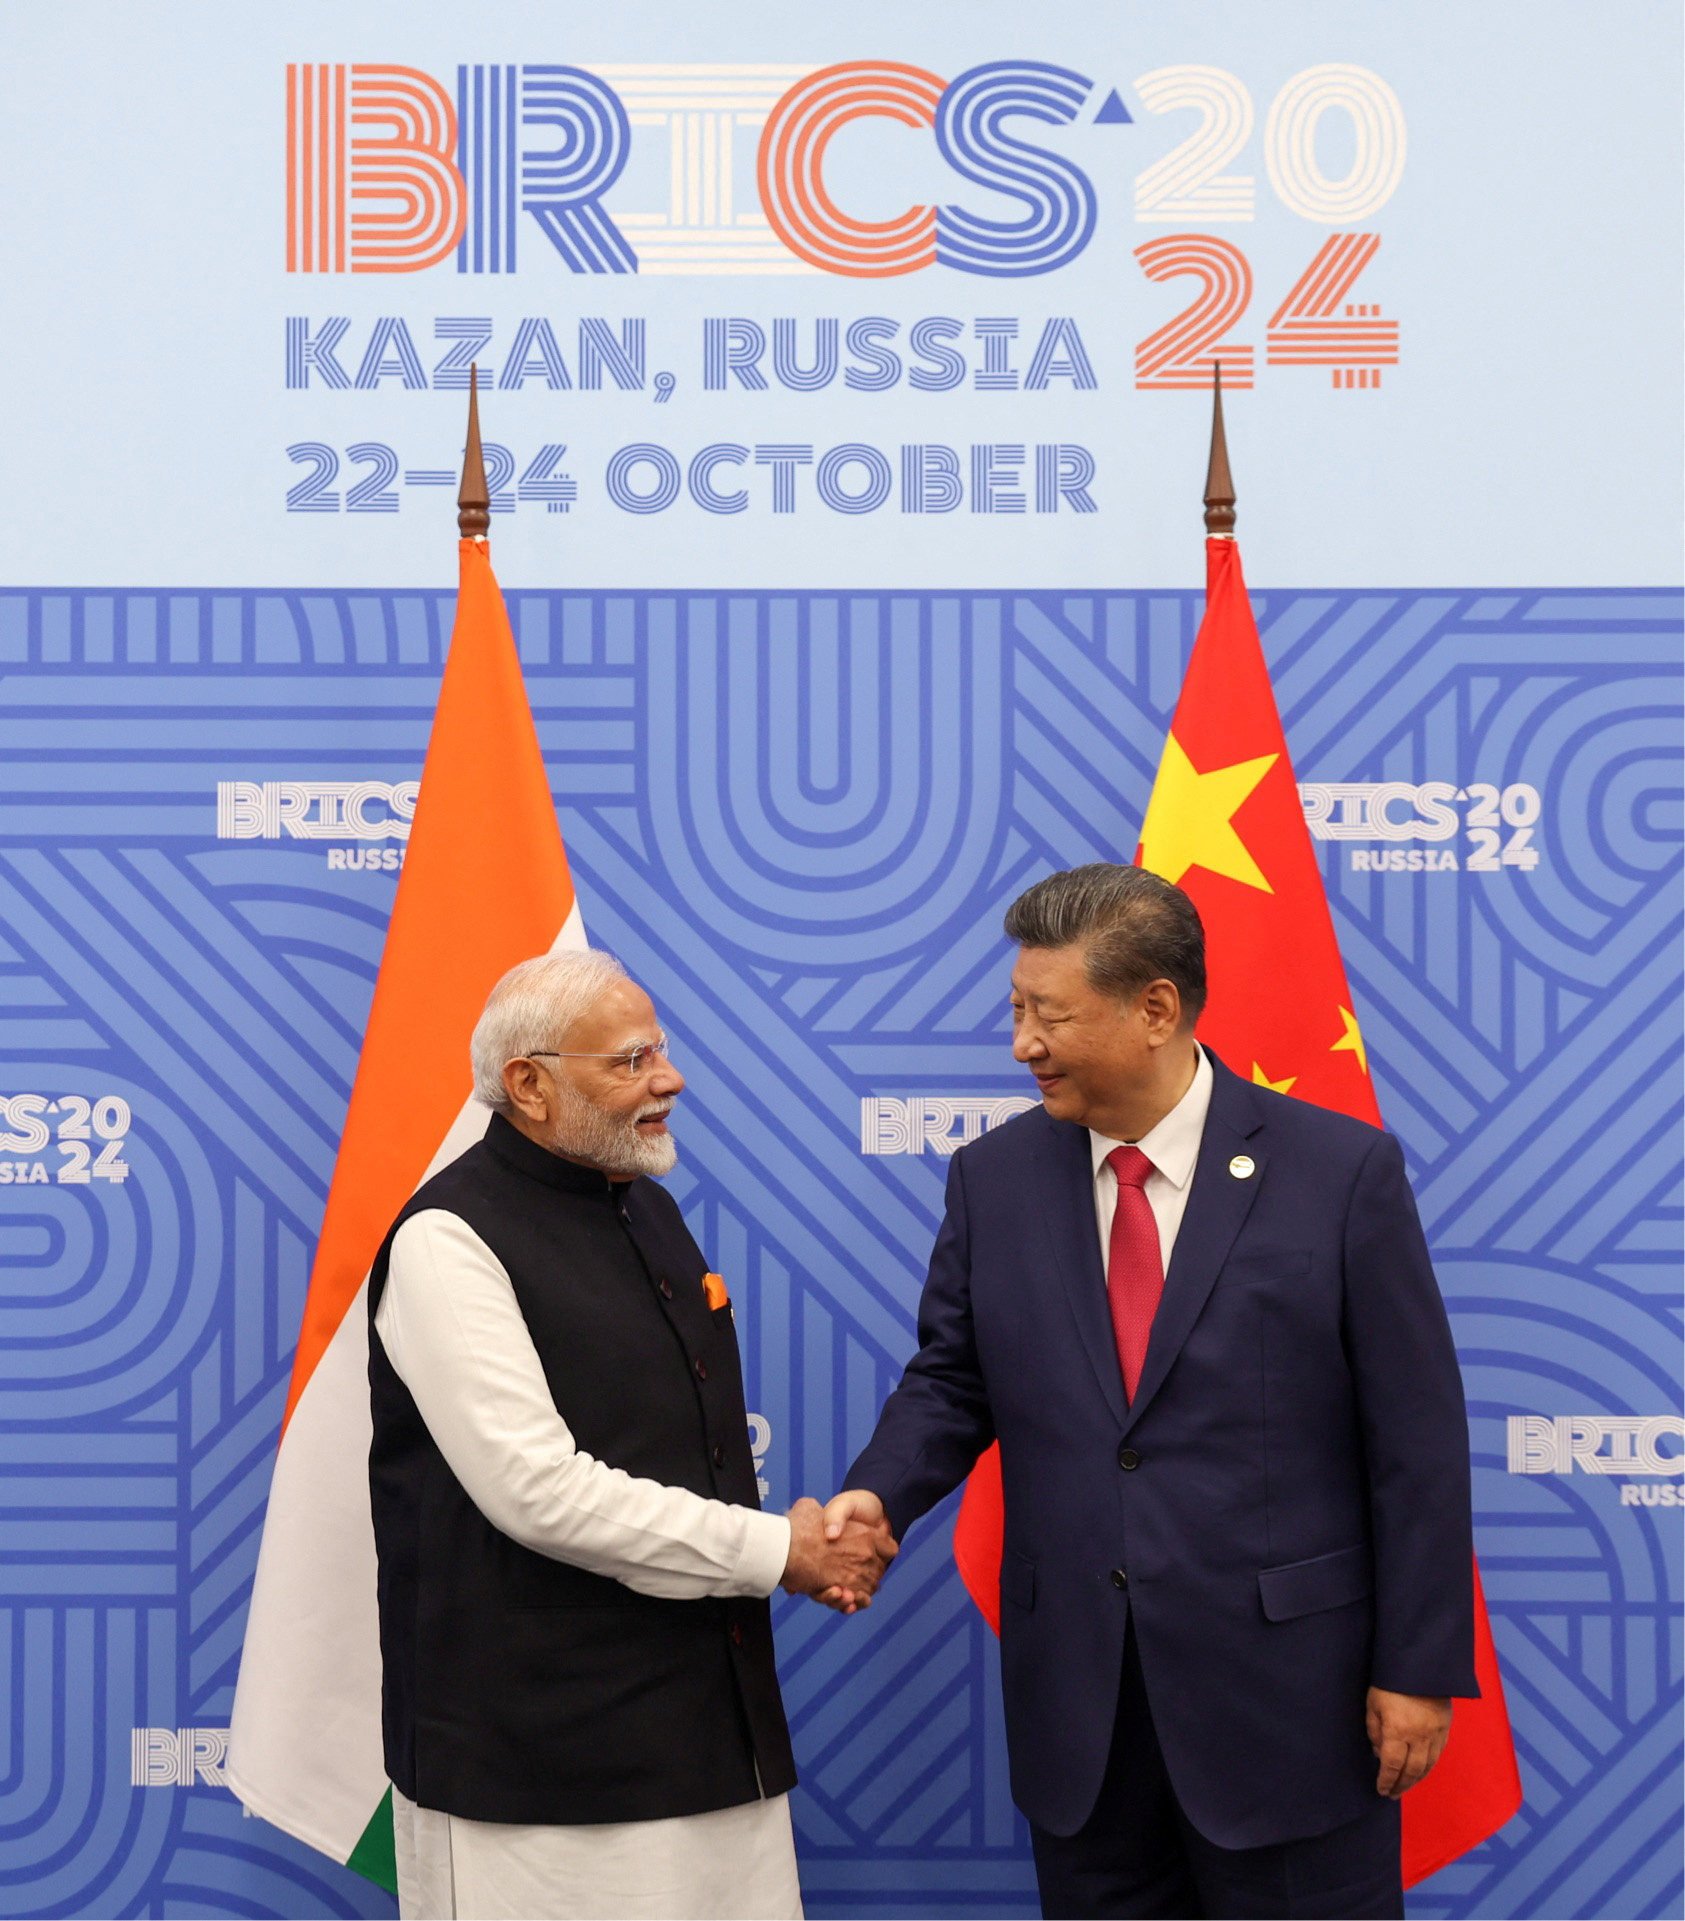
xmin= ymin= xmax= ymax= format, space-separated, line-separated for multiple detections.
xmin=702 ymin=1272 xmax=730 ymax=1310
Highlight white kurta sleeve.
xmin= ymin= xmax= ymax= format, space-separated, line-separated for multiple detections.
xmin=374 ymin=1208 xmax=791 ymax=1601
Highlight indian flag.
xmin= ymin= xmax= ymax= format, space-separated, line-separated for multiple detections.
xmin=227 ymin=519 xmax=581 ymax=1885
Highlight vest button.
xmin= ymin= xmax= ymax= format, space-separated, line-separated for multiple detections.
xmin=658 ymin=1278 xmax=673 ymax=1299
xmin=1118 ymin=1447 xmax=1140 ymax=1471
xmin=1110 ymin=1568 xmax=1128 ymax=1590
xmin=712 ymin=1442 xmax=726 ymax=1467
xmin=730 ymin=1622 xmax=744 ymax=1647
xmin=694 ymin=1359 xmax=708 ymax=1381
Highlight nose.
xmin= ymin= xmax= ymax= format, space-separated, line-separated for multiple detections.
xmin=651 ymin=1058 xmax=685 ymax=1098
xmin=1012 ymin=1022 xmax=1046 ymax=1064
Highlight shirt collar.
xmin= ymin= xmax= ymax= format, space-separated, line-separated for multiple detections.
xmin=484 ymin=1110 xmax=634 ymax=1199
xmin=1089 ymin=1044 xmax=1214 ymax=1191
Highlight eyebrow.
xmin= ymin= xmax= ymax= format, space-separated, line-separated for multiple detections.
xmin=1010 ymin=991 xmax=1068 ymax=1011
xmin=554 ymin=1032 xmax=659 ymax=1057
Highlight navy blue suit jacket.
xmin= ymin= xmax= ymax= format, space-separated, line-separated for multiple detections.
xmin=847 ymin=1051 xmax=1476 ymax=1848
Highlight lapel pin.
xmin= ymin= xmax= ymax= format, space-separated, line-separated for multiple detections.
xmin=1228 ymin=1155 xmax=1256 ymax=1180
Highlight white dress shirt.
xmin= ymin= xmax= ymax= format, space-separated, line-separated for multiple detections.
xmin=1088 ymin=1044 xmax=1215 ymax=1275
xmin=375 ymin=1207 xmax=801 ymax=1921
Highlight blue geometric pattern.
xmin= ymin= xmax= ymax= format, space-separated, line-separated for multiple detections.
xmin=0 ymin=584 xmax=1678 ymax=1919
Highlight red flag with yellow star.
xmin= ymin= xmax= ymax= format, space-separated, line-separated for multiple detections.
xmin=953 ymin=530 xmax=1522 ymax=1889
xmin=1136 ymin=537 xmax=1375 ymax=1116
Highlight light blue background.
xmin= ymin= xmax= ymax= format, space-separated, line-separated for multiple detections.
xmin=0 ymin=2 xmax=1679 ymax=590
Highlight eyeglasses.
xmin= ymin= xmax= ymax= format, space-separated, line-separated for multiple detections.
xmin=527 ymin=1034 xmax=670 ymax=1081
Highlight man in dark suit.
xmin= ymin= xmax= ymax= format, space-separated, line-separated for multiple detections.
xmin=824 ymin=864 xmax=1476 ymax=1919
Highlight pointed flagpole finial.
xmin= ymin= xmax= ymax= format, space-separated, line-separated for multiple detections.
xmin=1203 ymin=361 xmax=1236 ymax=538
xmin=457 ymin=364 xmax=491 ymax=540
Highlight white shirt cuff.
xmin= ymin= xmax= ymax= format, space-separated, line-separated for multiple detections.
xmin=734 ymin=1509 xmax=792 ymax=1598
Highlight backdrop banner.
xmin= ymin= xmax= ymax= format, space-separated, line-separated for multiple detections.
xmin=0 ymin=5 xmax=1679 ymax=1918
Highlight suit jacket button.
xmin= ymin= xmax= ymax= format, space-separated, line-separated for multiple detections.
xmin=1111 ymin=1568 xmax=1128 ymax=1589
xmin=694 ymin=1358 xmax=708 ymax=1381
xmin=1118 ymin=1447 xmax=1140 ymax=1471
xmin=730 ymin=1622 xmax=744 ymax=1647
xmin=713 ymin=1442 xmax=726 ymax=1467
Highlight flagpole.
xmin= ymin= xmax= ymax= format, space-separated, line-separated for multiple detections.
xmin=458 ymin=364 xmax=490 ymax=540
xmin=1203 ymin=364 xmax=1236 ymax=539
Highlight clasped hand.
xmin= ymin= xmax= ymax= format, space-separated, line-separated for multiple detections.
xmin=779 ymin=1490 xmax=898 ymax=1614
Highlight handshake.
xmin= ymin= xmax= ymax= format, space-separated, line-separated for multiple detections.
xmin=778 ymin=1490 xmax=898 ymax=1614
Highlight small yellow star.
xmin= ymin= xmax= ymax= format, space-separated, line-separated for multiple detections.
xmin=1138 ymin=733 xmax=1279 ymax=892
xmin=1331 ymin=1006 xmax=1368 ymax=1075
xmin=1251 ymin=1062 xmax=1298 ymax=1095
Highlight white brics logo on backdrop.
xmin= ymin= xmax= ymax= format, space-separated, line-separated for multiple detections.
xmin=1508 ymin=1416 xmax=1685 ymax=1507
xmin=216 ymin=780 xmax=417 ymax=870
xmin=132 ymin=1728 xmax=230 ymax=1788
xmin=861 ymin=1097 xmax=1038 ymax=1157
xmin=0 ymin=1094 xmax=132 ymax=1186
xmin=748 ymin=1413 xmax=771 ymax=1501
xmin=1297 ymin=781 xmax=1542 ymax=873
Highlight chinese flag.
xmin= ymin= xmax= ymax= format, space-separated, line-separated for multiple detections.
xmin=954 ymin=532 xmax=1522 ymax=1886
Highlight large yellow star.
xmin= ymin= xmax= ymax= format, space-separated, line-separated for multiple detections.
xmin=1139 ymin=733 xmax=1278 ymax=892
xmin=1251 ymin=1061 xmax=1298 ymax=1094
xmin=1331 ymin=1006 xmax=1368 ymax=1075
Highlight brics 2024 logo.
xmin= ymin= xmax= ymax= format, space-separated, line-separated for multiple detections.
xmin=285 ymin=60 xmax=1109 ymax=280
xmin=284 ymin=59 xmax=1406 ymax=316
xmin=1508 ymin=1417 xmax=1685 ymax=1508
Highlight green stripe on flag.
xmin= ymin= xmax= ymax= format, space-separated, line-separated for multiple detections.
xmin=347 ymin=1786 xmax=398 ymax=1894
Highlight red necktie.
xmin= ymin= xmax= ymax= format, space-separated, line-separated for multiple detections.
xmin=1105 ymin=1145 xmax=1163 ymax=1402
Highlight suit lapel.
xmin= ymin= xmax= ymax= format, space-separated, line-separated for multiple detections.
xmin=1034 ymin=1113 xmax=1128 ymax=1427
xmin=1122 ymin=1056 xmax=1267 ymax=1435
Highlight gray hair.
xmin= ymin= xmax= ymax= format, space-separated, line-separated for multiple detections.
xmin=1003 ymin=864 xmax=1207 ymax=1021
xmin=470 ymin=949 xmax=629 ymax=1112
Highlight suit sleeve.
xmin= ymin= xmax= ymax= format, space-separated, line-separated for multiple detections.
xmin=844 ymin=1149 xmax=996 ymax=1544
xmin=1342 ymin=1131 xmax=1479 ymax=1697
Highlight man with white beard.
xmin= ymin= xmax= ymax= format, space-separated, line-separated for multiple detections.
xmin=367 ymin=950 xmax=893 ymax=1921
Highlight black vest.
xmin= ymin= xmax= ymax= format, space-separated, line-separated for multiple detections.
xmin=367 ymin=1114 xmax=796 ymax=1824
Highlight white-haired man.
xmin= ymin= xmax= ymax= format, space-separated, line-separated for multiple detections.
xmin=367 ymin=949 xmax=893 ymax=1921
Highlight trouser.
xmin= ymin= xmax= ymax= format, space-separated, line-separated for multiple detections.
xmin=1029 ymin=1626 xmax=1403 ymax=1920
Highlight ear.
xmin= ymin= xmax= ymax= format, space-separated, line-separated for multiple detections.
xmin=501 ymin=1057 xmax=549 ymax=1123
xmin=1139 ymin=977 xmax=1184 ymax=1042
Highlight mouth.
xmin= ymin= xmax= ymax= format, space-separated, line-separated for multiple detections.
xmin=1032 ymin=1072 xmax=1064 ymax=1096
xmin=635 ymin=1104 xmax=674 ymax=1134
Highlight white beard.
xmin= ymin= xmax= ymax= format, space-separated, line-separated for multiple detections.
xmin=546 ymin=1080 xmax=678 ymax=1179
